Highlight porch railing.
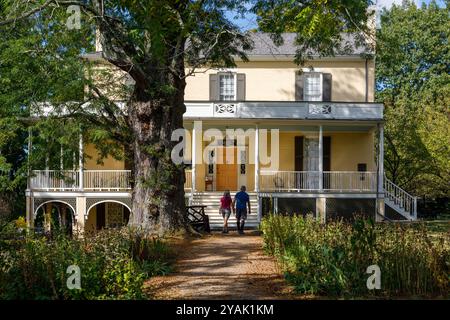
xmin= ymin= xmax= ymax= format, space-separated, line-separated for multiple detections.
xmin=30 ymin=170 xmax=131 ymax=191
xmin=259 ymin=171 xmax=377 ymax=192
xmin=323 ymin=171 xmax=377 ymax=191
xmin=84 ymin=170 xmax=132 ymax=191
xmin=30 ymin=170 xmax=79 ymax=191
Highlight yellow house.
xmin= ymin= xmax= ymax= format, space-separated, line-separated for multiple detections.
xmin=25 ymin=33 xmax=417 ymax=232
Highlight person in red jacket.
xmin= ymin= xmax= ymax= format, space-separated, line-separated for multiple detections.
xmin=220 ymin=190 xmax=232 ymax=233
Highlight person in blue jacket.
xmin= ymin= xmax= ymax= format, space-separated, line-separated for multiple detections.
xmin=232 ymin=185 xmax=251 ymax=234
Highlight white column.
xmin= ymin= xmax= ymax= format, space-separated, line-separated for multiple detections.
xmin=376 ymin=123 xmax=385 ymax=221
xmin=316 ymin=197 xmax=326 ymax=223
xmin=378 ymin=124 xmax=384 ymax=194
xmin=254 ymin=125 xmax=260 ymax=192
xmin=27 ymin=127 xmax=32 ymax=190
xmin=76 ymin=196 xmax=86 ymax=235
xmin=79 ymin=134 xmax=84 ymax=191
xmin=60 ymin=145 xmax=64 ymax=170
xmin=191 ymin=126 xmax=197 ymax=194
xmin=318 ymin=125 xmax=323 ymax=190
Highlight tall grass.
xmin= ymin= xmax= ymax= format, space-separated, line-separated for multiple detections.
xmin=0 ymin=223 xmax=173 ymax=300
xmin=261 ymin=215 xmax=449 ymax=297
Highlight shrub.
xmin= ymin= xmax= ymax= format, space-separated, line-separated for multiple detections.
xmin=261 ymin=215 xmax=449 ymax=297
xmin=0 ymin=224 xmax=173 ymax=300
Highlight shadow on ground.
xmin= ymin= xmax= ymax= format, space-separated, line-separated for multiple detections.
xmin=144 ymin=231 xmax=295 ymax=300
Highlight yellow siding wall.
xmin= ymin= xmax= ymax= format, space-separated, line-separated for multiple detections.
xmin=330 ymin=132 xmax=376 ymax=171
xmin=261 ymin=131 xmax=375 ymax=172
xmin=84 ymin=143 xmax=125 ymax=170
xmin=185 ymin=60 xmax=375 ymax=102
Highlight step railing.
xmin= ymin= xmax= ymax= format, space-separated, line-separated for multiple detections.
xmin=384 ymin=177 xmax=417 ymax=220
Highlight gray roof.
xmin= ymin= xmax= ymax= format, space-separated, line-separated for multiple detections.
xmin=244 ymin=32 xmax=371 ymax=57
xmin=83 ymin=32 xmax=371 ymax=62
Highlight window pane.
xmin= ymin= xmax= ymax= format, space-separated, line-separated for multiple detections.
xmin=304 ymin=73 xmax=322 ymax=101
xmin=219 ymin=74 xmax=235 ymax=101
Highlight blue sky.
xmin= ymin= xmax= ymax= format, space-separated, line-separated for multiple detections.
xmin=227 ymin=0 xmax=446 ymax=31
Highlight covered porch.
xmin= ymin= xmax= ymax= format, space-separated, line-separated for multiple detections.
xmin=183 ymin=119 xmax=384 ymax=196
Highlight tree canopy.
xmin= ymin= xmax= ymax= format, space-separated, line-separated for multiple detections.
xmin=0 ymin=0 xmax=374 ymax=231
xmin=376 ymin=0 xmax=450 ymax=198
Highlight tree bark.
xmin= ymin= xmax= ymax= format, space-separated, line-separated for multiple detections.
xmin=128 ymin=71 xmax=188 ymax=236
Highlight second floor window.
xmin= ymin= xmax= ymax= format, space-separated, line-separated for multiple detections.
xmin=219 ymin=74 xmax=236 ymax=101
xmin=304 ymin=73 xmax=323 ymax=101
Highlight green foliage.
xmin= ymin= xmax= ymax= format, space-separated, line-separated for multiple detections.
xmin=376 ymin=1 xmax=450 ymax=197
xmin=0 ymin=226 xmax=173 ymax=300
xmin=261 ymin=215 xmax=449 ymax=297
xmin=255 ymin=0 xmax=374 ymax=64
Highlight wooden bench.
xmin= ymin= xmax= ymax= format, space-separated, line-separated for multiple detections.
xmin=186 ymin=205 xmax=210 ymax=233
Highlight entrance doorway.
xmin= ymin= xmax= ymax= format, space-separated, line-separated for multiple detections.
xmin=215 ymin=147 xmax=238 ymax=191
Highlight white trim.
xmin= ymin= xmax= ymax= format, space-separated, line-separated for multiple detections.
xmin=86 ymin=200 xmax=131 ymax=217
xmin=255 ymin=125 xmax=259 ymax=192
xmin=319 ymin=125 xmax=323 ymax=190
xmin=27 ymin=191 xmax=131 ymax=198
xmin=33 ymin=200 xmax=76 ymax=219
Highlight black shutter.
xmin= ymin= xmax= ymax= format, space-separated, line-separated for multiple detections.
xmin=236 ymin=73 xmax=246 ymax=101
xmin=295 ymin=136 xmax=304 ymax=171
xmin=209 ymin=74 xmax=218 ymax=101
xmin=295 ymin=72 xmax=304 ymax=101
xmin=322 ymin=73 xmax=332 ymax=102
xmin=323 ymin=136 xmax=331 ymax=171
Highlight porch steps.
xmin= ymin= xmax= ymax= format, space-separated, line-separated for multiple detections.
xmin=383 ymin=177 xmax=418 ymax=221
xmin=191 ymin=192 xmax=259 ymax=230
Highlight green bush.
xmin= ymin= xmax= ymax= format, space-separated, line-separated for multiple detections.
xmin=0 ymin=225 xmax=173 ymax=300
xmin=261 ymin=215 xmax=449 ymax=297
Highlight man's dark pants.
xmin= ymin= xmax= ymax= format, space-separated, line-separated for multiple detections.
xmin=236 ymin=208 xmax=247 ymax=231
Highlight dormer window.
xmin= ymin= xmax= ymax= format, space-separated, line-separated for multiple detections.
xmin=304 ymin=73 xmax=323 ymax=101
xmin=219 ymin=73 xmax=236 ymax=101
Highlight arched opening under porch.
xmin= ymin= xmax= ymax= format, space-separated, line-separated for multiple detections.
xmin=85 ymin=201 xmax=131 ymax=235
xmin=34 ymin=201 xmax=75 ymax=236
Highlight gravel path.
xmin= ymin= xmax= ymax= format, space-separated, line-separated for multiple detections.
xmin=144 ymin=231 xmax=294 ymax=300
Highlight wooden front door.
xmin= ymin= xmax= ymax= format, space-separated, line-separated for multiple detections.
xmin=216 ymin=147 xmax=237 ymax=191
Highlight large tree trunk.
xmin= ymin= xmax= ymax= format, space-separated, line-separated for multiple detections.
xmin=128 ymin=73 xmax=188 ymax=235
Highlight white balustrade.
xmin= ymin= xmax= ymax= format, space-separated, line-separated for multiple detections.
xmin=30 ymin=170 xmax=132 ymax=191
xmin=83 ymin=170 xmax=132 ymax=191
xmin=260 ymin=171 xmax=377 ymax=192
xmin=30 ymin=170 xmax=79 ymax=191
xmin=323 ymin=171 xmax=377 ymax=191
